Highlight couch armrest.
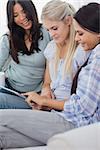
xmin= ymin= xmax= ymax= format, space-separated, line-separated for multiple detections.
xmin=47 ymin=123 xmax=100 ymax=150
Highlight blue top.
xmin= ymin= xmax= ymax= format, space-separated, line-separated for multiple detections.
xmin=0 ymin=26 xmax=50 ymax=92
xmin=58 ymin=44 xmax=100 ymax=127
xmin=44 ymin=40 xmax=91 ymax=100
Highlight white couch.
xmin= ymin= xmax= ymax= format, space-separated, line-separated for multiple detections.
xmin=47 ymin=122 xmax=100 ymax=150
xmin=4 ymin=122 xmax=99 ymax=150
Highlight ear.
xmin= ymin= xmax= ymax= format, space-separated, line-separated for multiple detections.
xmin=64 ymin=16 xmax=72 ymax=26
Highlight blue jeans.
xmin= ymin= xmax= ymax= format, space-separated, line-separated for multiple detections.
xmin=0 ymin=92 xmax=31 ymax=109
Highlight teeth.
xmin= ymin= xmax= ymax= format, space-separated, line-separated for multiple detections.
xmin=23 ymin=19 xmax=29 ymax=25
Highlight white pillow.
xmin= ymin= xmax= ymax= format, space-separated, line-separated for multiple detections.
xmin=47 ymin=123 xmax=100 ymax=150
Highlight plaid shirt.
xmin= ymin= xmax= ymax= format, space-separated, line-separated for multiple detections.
xmin=59 ymin=44 xmax=100 ymax=127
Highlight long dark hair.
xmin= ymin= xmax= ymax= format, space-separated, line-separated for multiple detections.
xmin=7 ymin=0 xmax=43 ymax=63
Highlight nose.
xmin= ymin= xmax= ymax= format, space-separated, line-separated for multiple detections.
xmin=19 ymin=13 xmax=26 ymax=21
xmin=75 ymin=33 xmax=80 ymax=42
xmin=49 ymin=30 xmax=56 ymax=38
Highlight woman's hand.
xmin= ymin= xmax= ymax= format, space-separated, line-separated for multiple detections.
xmin=22 ymin=91 xmax=65 ymax=111
xmin=23 ymin=91 xmax=48 ymax=108
xmin=41 ymin=86 xmax=55 ymax=99
xmin=30 ymin=102 xmax=42 ymax=110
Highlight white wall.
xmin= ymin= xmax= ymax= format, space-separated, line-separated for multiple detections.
xmin=0 ymin=0 xmax=99 ymax=37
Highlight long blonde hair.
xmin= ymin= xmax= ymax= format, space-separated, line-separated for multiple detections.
xmin=41 ymin=0 xmax=77 ymax=78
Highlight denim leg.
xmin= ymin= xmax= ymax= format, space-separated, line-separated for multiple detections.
xmin=0 ymin=92 xmax=31 ymax=109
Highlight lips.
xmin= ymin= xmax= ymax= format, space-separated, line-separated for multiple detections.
xmin=53 ymin=36 xmax=59 ymax=40
xmin=81 ymin=43 xmax=85 ymax=47
xmin=22 ymin=18 xmax=30 ymax=26
xmin=78 ymin=41 xmax=85 ymax=47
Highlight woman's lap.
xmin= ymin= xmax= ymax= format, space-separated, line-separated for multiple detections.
xmin=0 ymin=92 xmax=31 ymax=109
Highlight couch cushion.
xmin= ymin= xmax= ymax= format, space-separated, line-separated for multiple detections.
xmin=47 ymin=123 xmax=100 ymax=150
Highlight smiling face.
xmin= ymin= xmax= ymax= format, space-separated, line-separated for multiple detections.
xmin=13 ymin=3 xmax=32 ymax=30
xmin=73 ymin=19 xmax=100 ymax=51
xmin=43 ymin=18 xmax=71 ymax=44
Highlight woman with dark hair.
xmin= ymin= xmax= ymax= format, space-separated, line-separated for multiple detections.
xmin=0 ymin=2 xmax=99 ymax=149
xmin=0 ymin=0 xmax=50 ymax=108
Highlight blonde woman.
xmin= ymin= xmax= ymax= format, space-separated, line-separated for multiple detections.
xmin=25 ymin=0 xmax=89 ymax=110
xmin=40 ymin=0 xmax=77 ymax=101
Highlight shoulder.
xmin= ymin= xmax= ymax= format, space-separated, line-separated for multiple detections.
xmin=72 ymin=44 xmax=91 ymax=76
xmin=45 ymin=40 xmax=56 ymax=50
xmin=0 ymin=33 xmax=9 ymax=41
xmin=44 ymin=40 xmax=57 ymax=60
xmin=38 ymin=25 xmax=51 ymax=51
xmin=0 ymin=33 xmax=10 ymax=48
xmin=89 ymin=44 xmax=100 ymax=64
xmin=73 ymin=44 xmax=91 ymax=66
xmin=40 ymin=25 xmax=51 ymax=40
xmin=92 ymin=44 xmax=100 ymax=59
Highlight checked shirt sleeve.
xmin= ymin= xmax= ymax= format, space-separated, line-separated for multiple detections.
xmin=64 ymin=51 xmax=100 ymax=127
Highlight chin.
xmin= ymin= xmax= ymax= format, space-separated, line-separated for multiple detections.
xmin=54 ymin=41 xmax=60 ymax=44
xmin=23 ymin=23 xmax=32 ymax=30
xmin=54 ymin=38 xmax=62 ymax=44
xmin=81 ymin=44 xmax=89 ymax=51
xmin=25 ymin=27 xmax=31 ymax=30
xmin=83 ymin=47 xmax=91 ymax=51
xmin=55 ymin=40 xmax=63 ymax=44
xmin=24 ymin=26 xmax=32 ymax=30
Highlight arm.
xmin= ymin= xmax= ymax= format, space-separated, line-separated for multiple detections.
xmin=64 ymin=54 xmax=100 ymax=125
xmin=23 ymin=61 xmax=65 ymax=111
xmin=41 ymin=61 xmax=55 ymax=99
xmin=23 ymin=91 xmax=66 ymax=111
xmin=42 ymin=40 xmax=57 ymax=98
xmin=44 ymin=98 xmax=65 ymax=110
